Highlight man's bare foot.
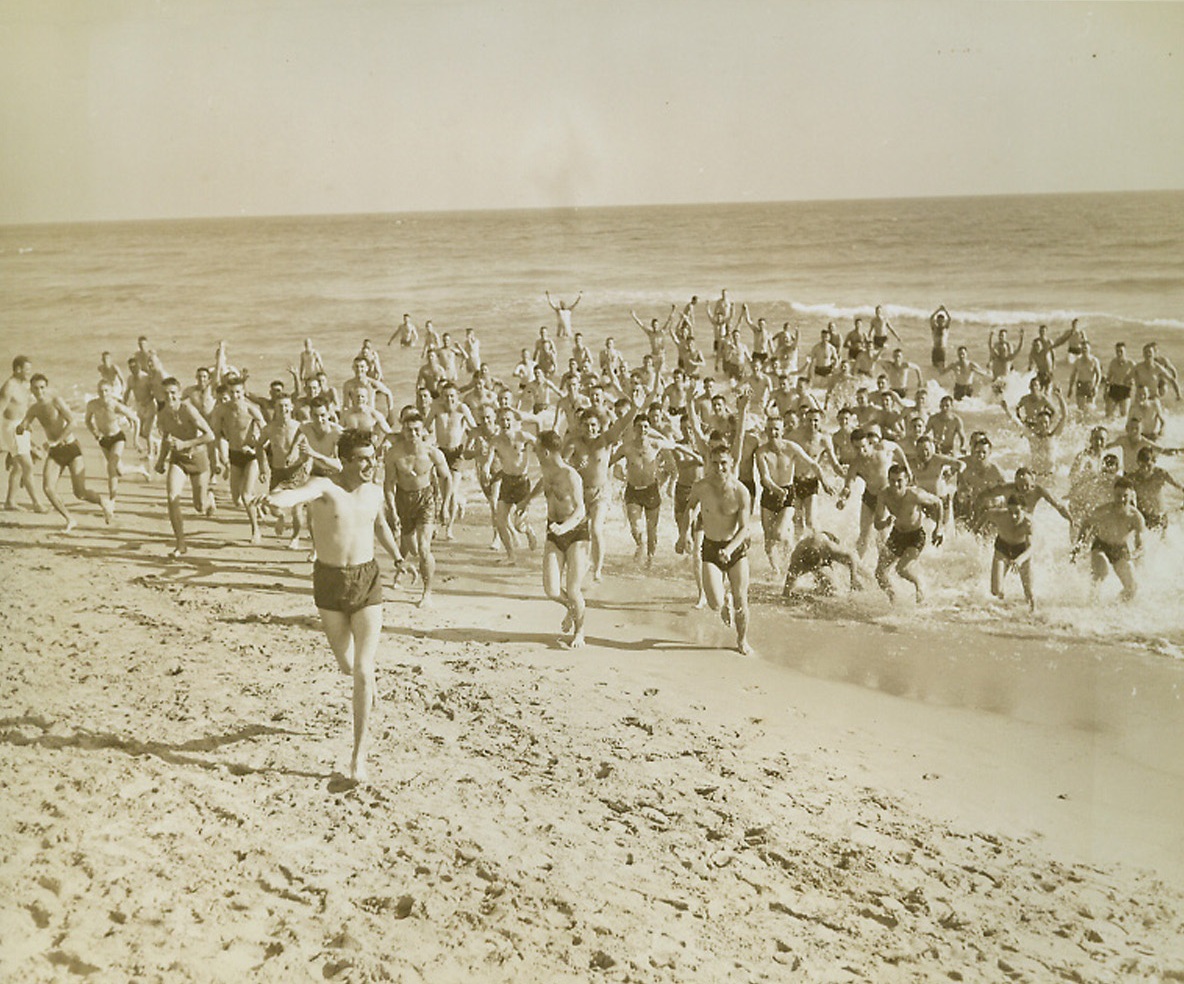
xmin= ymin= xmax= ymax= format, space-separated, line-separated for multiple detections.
xmin=99 ymin=495 xmax=115 ymax=524
xmin=559 ymin=633 xmax=586 ymax=650
xmin=693 ymin=595 xmax=707 ymax=610
xmin=32 ymin=500 xmax=46 ymax=513
xmin=592 ymin=569 xmax=603 ymax=583
xmin=168 ymin=545 xmax=187 ymax=558
xmin=286 ymin=535 xmax=301 ymax=550
xmin=350 ymin=758 xmax=369 ymax=784
xmin=735 ymin=638 xmax=755 ymax=657
xmin=250 ymin=530 xmax=263 ymax=545
xmin=2 ymin=502 xmax=14 ymax=512
xmin=633 ymin=545 xmax=644 ymax=564
xmin=61 ymin=517 xmax=78 ymax=534
xmin=205 ymin=495 xmax=217 ymax=517
xmin=720 ymin=593 xmax=733 ymax=627
xmin=416 ymin=591 xmax=434 ymax=609
xmin=561 ymin=610 xmax=574 ymax=634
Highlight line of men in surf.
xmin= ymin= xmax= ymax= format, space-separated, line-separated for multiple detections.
xmin=3 ymin=291 xmax=1181 ymax=635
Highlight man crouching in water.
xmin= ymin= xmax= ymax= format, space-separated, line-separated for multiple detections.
xmin=689 ymin=443 xmax=754 ymax=655
xmin=257 ymin=429 xmax=404 ymax=784
xmin=528 ymin=431 xmax=589 ymax=648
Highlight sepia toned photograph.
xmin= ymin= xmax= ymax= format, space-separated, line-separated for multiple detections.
xmin=2 ymin=1 xmax=1183 ymax=980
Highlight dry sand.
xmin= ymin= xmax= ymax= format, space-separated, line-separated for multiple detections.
xmin=2 ymin=475 xmax=1183 ymax=983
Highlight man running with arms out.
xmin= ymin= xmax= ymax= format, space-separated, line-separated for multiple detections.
xmin=754 ymin=414 xmax=827 ymax=574
xmin=257 ymin=430 xmax=403 ymax=784
xmin=155 ymin=377 xmax=216 ymax=557
xmin=490 ymin=405 xmax=538 ymax=562
xmin=873 ymin=464 xmax=942 ymax=604
xmin=1 ymin=356 xmax=44 ymax=512
xmin=527 ymin=431 xmax=589 ymax=648
xmin=1075 ymin=478 xmax=1145 ymax=602
xmin=17 ymin=373 xmax=114 ymax=531
xmin=211 ymin=375 xmax=268 ymax=543
xmin=689 ymin=444 xmax=753 ymax=655
xmin=383 ymin=411 xmax=452 ymax=607
xmin=546 ymin=290 xmax=582 ymax=339
xmin=85 ymin=378 xmax=145 ymax=500
xmin=836 ymin=427 xmax=912 ymax=558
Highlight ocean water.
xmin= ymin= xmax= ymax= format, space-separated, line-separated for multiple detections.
xmin=4 ymin=191 xmax=1184 ymax=667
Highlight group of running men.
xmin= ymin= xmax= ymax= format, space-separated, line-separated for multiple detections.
xmin=3 ymin=293 xmax=1181 ymax=778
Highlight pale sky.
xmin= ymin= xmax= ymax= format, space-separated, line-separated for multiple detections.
xmin=2 ymin=0 xmax=1182 ymax=224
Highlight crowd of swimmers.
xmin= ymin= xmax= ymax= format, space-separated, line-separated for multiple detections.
xmin=3 ymin=294 xmax=1181 ymax=779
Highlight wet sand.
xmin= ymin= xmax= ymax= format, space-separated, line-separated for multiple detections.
xmin=1 ymin=475 xmax=1183 ymax=981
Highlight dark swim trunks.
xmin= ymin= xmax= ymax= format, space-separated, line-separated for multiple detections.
xmin=993 ymin=537 xmax=1030 ymax=562
xmin=98 ymin=431 xmax=126 ymax=451
xmin=546 ymin=517 xmax=591 ymax=553
xmin=440 ymin=445 xmax=464 ymax=471
xmin=674 ymin=482 xmax=694 ymax=516
xmin=1091 ymin=537 xmax=1130 ymax=566
xmin=701 ymin=536 xmax=749 ymax=573
xmin=953 ymin=384 xmax=973 ymax=401
xmin=624 ymin=482 xmax=661 ymax=511
xmin=312 ymin=559 xmax=382 ymax=613
xmin=48 ymin=440 xmax=83 ymax=468
xmin=814 ymin=365 xmax=834 ymax=378
xmin=228 ymin=447 xmax=257 ymax=469
xmin=931 ymin=345 xmax=947 ymax=370
xmin=395 ymin=484 xmax=438 ymax=531
xmin=794 ymin=475 xmax=821 ymax=499
xmin=1107 ymin=383 xmax=1131 ymax=403
xmin=498 ymin=473 xmax=531 ymax=505
xmin=170 ymin=445 xmax=211 ymax=476
xmin=861 ymin=488 xmax=879 ymax=512
xmin=1075 ymin=382 xmax=1097 ymax=400
xmin=885 ymin=525 xmax=926 ymax=557
xmin=761 ymin=484 xmax=793 ymax=513
xmin=738 ymin=476 xmax=756 ymax=501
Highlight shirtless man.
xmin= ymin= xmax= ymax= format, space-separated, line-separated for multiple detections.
xmin=615 ymin=413 xmax=680 ymax=568
xmin=155 ymin=376 xmax=216 ymax=557
xmin=257 ymin=429 xmax=403 ymax=783
xmin=754 ymin=415 xmax=826 ymax=573
xmin=929 ymin=305 xmax=952 ymax=369
xmin=546 ymin=290 xmax=582 ymax=339
xmin=17 ymin=374 xmax=114 ymax=530
xmin=338 ymin=386 xmax=391 ymax=446
xmin=877 ymin=349 xmax=923 ymax=399
xmin=689 ymin=444 xmax=753 ymax=654
xmin=1129 ymin=446 xmax=1184 ymax=532
xmin=1075 ymin=478 xmax=1145 ymax=601
xmin=533 ymin=326 xmax=559 ymax=378
xmin=869 ymin=305 xmax=901 ymax=356
xmin=490 ymin=406 xmax=538 ymax=561
xmin=631 ymin=307 xmax=674 ymax=358
xmin=1104 ymin=341 xmax=1137 ymax=418
xmin=527 ymin=431 xmax=589 ymax=648
xmin=939 ymin=345 xmax=991 ymax=401
xmin=789 ymin=408 xmax=843 ymax=532
xmin=955 ymin=436 xmax=1007 ymax=534
xmin=387 ymin=313 xmax=419 ymax=349
xmin=97 ymin=351 xmax=124 ymax=392
xmin=925 ymin=394 xmax=967 ymax=456
xmin=0 ymin=355 xmax=43 ymax=511
xmin=84 ymin=379 xmax=144 ymax=499
xmin=1003 ymin=388 xmax=1067 ymax=476
xmin=297 ymin=338 xmax=325 ymax=387
xmin=873 ymin=465 xmax=942 ymax=603
xmin=565 ymin=400 xmax=645 ymax=580
xmin=425 ymin=383 xmax=475 ymax=539
xmin=782 ymin=530 xmax=863 ymax=597
xmin=300 ymin=396 xmax=344 ymax=478
xmin=211 ymin=376 xmax=267 ymax=544
xmin=911 ymin=433 xmax=964 ymax=541
xmin=1027 ymin=325 xmax=1057 ymax=389
xmin=836 ymin=427 xmax=912 ymax=557
xmin=987 ymin=328 xmax=1024 ymax=385
xmin=1132 ymin=343 xmax=1180 ymax=401
xmin=981 ymin=496 xmax=1037 ymax=611
xmin=261 ymin=394 xmax=313 ymax=549
xmin=1066 ymin=340 xmax=1103 ymax=414
xmin=342 ymin=357 xmax=393 ymax=416
xmin=384 ymin=412 xmax=452 ymax=606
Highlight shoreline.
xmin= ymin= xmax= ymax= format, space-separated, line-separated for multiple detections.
xmin=2 ymin=478 xmax=1183 ymax=980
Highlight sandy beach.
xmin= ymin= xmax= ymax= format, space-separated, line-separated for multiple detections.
xmin=2 ymin=468 xmax=1183 ymax=984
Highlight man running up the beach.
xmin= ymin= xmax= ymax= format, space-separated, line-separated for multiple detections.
xmin=1 ymin=355 xmax=44 ymax=512
xmin=528 ymin=431 xmax=589 ymax=648
xmin=981 ymin=495 xmax=1037 ymax=611
xmin=16 ymin=373 xmax=114 ymax=531
xmin=84 ymin=378 xmax=145 ymax=500
xmin=257 ymin=429 xmax=403 ymax=784
xmin=1075 ymin=477 xmax=1145 ymax=602
xmin=689 ymin=444 xmax=753 ymax=655
xmin=383 ymin=411 xmax=452 ymax=607
xmin=873 ymin=464 xmax=942 ymax=603
xmin=836 ymin=427 xmax=911 ymax=557
xmin=211 ymin=375 xmax=267 ymax=543
xmin=156 ymin=377 xmax=216 ymax=557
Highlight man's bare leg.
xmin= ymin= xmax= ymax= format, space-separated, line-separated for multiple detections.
xmin=415 ymin=523 xmax=435 ymax=607
xmin=41 ymin=460 xmax=75 ymax=530
xmin=348 ymin=605 xmax=383 ymax=783
xmin=166 ymin=465 xmax=188 ymax=555
xmin=727 ymin=559 xmax=753 ymax=655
